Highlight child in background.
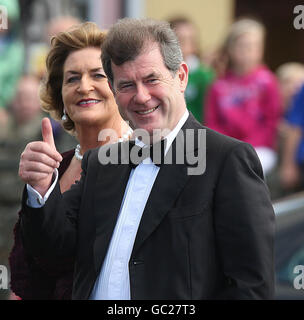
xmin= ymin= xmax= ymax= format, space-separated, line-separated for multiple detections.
xmin=169 ymin=17 xmax=214 ymax=123
xmin=276 ymin=62 xmax=304 ymax=153
xmin=278 ymin=75 xmax=304 ymax=192
xmin=276 ymin=62 xmax=304 ymax=114
xmin=269 ymin=63 xmax=304 ymax=198
xmin=206 ymin=18 xmax=281 ymax=176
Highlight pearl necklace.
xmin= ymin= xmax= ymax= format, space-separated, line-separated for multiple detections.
xmin=117 ymin=127 xmax=133 ymax=143
xmin=74 ymin=127 xmax=133 ymax=161
xmin=74 ymin=144 xmax=83 ymax=161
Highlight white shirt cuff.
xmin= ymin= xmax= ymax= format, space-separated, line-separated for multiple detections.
xmin=26 ymin=169 xmax=59 ymax=208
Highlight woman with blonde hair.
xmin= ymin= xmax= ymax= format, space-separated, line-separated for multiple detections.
xmin=9 ymin=22 xmax=132 ymax=299
xmin=206 ymin=18 xmax=281 ymax=176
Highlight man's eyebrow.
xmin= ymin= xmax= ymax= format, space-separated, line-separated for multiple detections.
xmin=117 ymin=79 xmax=134 ymax=86
xmin=144 ymin=72 xmax=158 ymax=79
xmin=117 ymin=73 xmax=159 ymax=85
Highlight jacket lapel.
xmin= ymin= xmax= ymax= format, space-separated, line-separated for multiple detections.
xmin=131 ymin=160 xmax=189 ymax=256
xmin=131 ymin=114 xmax=201 ymax=256
xmin=93 ymin=144 xmax=132 ymax=273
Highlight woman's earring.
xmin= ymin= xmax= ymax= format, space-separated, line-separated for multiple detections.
xmin=62 ymin=109 xmax=67 ymax=121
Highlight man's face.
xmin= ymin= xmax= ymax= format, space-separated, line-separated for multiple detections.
xmin=111 ymin=43 xmax=188 ymax=138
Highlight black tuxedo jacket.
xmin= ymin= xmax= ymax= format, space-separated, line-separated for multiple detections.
xmin=21 ymin=114 xmax=275 ymax=299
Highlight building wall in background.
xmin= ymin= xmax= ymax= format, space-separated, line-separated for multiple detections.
xmin=145 ymin=0 xmax=235 ymax=57
xmin=88 ymin=0 xmax=122 ymax=30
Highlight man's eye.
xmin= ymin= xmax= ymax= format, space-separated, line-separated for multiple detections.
xmin=147 ymin=79 xmax=158 ymax=84
xmin=119 ymin=83 xmax=134 ymax=90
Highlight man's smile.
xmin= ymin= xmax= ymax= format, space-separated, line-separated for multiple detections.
xmin=135 ymin=106 xmax=159 ymax=115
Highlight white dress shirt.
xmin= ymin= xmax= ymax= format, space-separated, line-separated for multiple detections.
xmin=27 ymin=109 xmax=189 ymax=299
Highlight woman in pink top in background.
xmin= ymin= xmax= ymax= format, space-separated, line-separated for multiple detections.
xmin=206 ymin=18 xmax=281 ymax=176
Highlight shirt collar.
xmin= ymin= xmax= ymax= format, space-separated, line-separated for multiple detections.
xmin=164 ymin=109 xmax=189 ymax=154
xmin=134 ymin=108 xmax=189 ymax=155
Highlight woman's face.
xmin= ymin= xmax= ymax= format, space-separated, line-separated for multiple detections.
xmin=61 ymin=47 xmax=117 ymax=129
xmin=229 ymin=31 xmax=264 ymax=71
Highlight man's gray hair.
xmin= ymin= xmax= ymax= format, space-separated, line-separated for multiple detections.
xmin=101 ymin=18 xmax=183 ymax=85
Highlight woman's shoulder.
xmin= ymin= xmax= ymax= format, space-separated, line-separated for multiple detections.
xmin=61 ymin=149 xmax=75 ymax=159
xmin=58 ymin=149 xmax=75 ymax=177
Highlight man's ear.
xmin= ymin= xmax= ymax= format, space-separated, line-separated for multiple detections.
xmin=178 ymin=62 xmax=189 ymax=93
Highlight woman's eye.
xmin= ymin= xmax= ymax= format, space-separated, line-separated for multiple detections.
xmin=94 ymin=73 xmax=107 ymax=79
xmin=67 ymin=76 xmax=79 ymax=83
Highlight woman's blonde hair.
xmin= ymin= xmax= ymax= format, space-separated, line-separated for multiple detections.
xmin=40 ymin=22 xmax=106 ymax=132
xmin=212 ymin=17 xmax=265 ymax=77
xmin=224 ymin=18 xmax=265 ymax=52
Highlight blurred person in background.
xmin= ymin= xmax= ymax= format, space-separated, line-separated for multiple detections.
xmin=279 ymin=82 xmax=304 ymax=193
xmin=0 ymin=0 xmax=24 ymax=138
xmin=205 ymin=18 xmax=281 ymax=177
xmin=267 ymin=63 xmax=304 ymax=198
xmin=168 ymin=16 xmax=214 ymax=124
xmin=29 ymin=15 xmax=82 ymax=80
xmin=0 ymin=74 xmax=43 ymax=300
xmin=9 ymin=22 xmax=132 ymax=300
xmin=276 ymin=63 xmax=304 ymax=116
xmin=3 ymin=74 xmax=45 ymax=142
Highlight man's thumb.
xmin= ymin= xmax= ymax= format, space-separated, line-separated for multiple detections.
xmin=42 ymin=117 xmax=56 ymax=149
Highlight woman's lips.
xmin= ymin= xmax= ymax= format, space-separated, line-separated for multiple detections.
xmin=77 ymin=99 xmax=101 ymax=107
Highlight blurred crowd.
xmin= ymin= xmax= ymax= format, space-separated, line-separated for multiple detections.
xmin=169 ymin=16 xmax=304 ymax=200
xmin=1 ymin=0 xmax=304 ymax=299
xmin=0 ymin=0 xmax=79 ymax=299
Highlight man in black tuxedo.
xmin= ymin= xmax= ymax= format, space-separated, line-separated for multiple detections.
xmin=19 ymin=18 xmax=275 ymax=299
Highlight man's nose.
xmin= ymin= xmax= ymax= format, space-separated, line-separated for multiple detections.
xmin=77 ymin=77 xmax=94 ymax=94
xmin=134 ymin=84 xmax=151 ymax=104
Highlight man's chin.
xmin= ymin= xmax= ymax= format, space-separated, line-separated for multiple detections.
xmin=133 ymin=125 xmax=169 ymax=144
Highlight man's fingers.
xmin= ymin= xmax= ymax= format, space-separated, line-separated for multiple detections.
xmin=42 ymin=117 xmax=56 ymax=149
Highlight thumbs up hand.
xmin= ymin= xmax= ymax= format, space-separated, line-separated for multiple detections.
xmin=19 ymin=118 xmax=63 ymax=197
